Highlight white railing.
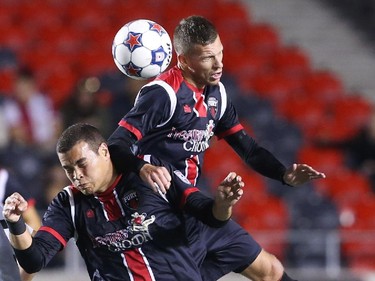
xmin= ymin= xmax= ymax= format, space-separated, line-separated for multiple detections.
xmin=60 ymin=229 xmax=375 ymax=280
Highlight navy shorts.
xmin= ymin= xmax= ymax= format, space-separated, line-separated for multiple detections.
xmin=185 ymin=216 xmax=262 ymax=281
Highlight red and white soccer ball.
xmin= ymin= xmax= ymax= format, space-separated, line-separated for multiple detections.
xmin=112 ymin=19 xmax=173 ymax=80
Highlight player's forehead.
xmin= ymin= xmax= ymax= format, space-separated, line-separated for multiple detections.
xmin=58 ymin=141 xmax=92 ymax=166
xmin=189 ymin=36 xmax=223 ymax=58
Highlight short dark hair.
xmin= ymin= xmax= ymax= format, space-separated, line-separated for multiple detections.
xmin=16 ymin=65 xmax=35 ymax=81
xmin=56 ymin=123 xmax=106 ymax=154
xmin=173 ymin=15 xmax=218 ymax=55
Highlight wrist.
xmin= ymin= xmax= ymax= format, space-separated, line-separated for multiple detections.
xmin=135 ymin=158 xmax=148 ymax=174
xmin=212 ymin=202 xmax=232 ymax=221
xmin=6 ymin=217 xmax=27 ymax=235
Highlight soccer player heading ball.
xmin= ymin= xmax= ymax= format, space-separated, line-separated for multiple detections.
xmin=109 ymin=15 xmax=326 ymax=280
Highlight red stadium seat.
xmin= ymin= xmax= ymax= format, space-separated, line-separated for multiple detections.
xmin=0 ymin=67 xmax=16 ymax=96
xmin=272 ymin=46 xmax=311 ymax=78
xmin=308 ymin=116 xmax=361 ymax=141
xmin=237 ymin=197 xmax=289 ymax=260
xmin=243 ymin=23 xmax=281 ymax=57
xmin=331 ymin=95 xmax=373 ymax=131
xmin=314 ymin=168 xmax=372 ymax=206
xmin=303 ymin=71 xmax=344 ymax=103
xmin=275 ymin=96 xmax=327 ymax=134
xmin=250 ymin=72 xmax=298 ymax=105
xmin=340 ymin=196 xmax=375 ymax=270
xmin=297 ymin=146 xmax=345 ymax=176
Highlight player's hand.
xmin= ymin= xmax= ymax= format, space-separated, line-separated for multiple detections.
xmin=139 ymin=163 xmax=172 ymax=194
xmin=3 ymin=192 xmax=28 ymax=223
xmin=283 ymin=163 xmax=326 ymax=186
xmin=215 ymin=172 xmax=244 ymax=207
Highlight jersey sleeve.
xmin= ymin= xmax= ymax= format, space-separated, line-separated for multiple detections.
xmin=214 ymin=84 xmax=243 ymax=139
xmin=17 ymin=189 xmax=76 ymax=272
xmin=119 ymin=83 xmax=174 ymax=140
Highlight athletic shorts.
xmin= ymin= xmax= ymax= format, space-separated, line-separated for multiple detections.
xmin=185 ymin=216 xmax=262 ymax=281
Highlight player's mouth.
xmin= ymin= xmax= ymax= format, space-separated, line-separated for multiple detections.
xmin=77 ymin=183 xmax=88 ymax=190
xmin=211 ymin=72 xmax=222 ymax=80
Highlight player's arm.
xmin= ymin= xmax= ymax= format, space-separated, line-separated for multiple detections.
xmin=108 ymin=127 xmax=171 ymax=193
xmin=108 ymin=85 xmax=173 ymax=192
xmin=3 ymin=192 xmax=72 ymax=274
xmin=180 ymin=172 xmax=243 ymax=227
xmin=225 ymin=130 xmax=325 ymax=186
xmin=108 ymin=126 xmax=149 ymax=175
xmin=3 ymin=193 xmax=33 ymax=250
xmin=159 ymin=158 xmax=243 ymax=227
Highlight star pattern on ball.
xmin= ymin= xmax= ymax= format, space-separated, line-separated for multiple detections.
xmin=126 ymin=62 xmax=142 ymax=76
xmin=125 ymin=32 xmax=142 ymax=51
xmin=150 ymin=23 xmax=164 ymax=35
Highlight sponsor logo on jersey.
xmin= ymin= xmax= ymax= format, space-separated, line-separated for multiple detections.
xmin=208 ymin=97 xmax=218 ymax=118
xmin=167 ymin=120 xmax=215 ymax=153
xmin=94 ymin=212 xmax=155 ymax=252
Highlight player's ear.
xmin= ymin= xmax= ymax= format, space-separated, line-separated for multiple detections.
xmin=98 ymin=142 xmax=109 ymax=158
xmin=177 ymin=54 xmax=188 ymax=70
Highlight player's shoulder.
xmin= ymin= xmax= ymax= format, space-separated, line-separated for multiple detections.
xmin=118 ymin=172 xmax=151 ymax=193
xmin=154 ymin=66 xmax=184 ymax=93
xmin=51 ymin=185 xmax=82 ymax=206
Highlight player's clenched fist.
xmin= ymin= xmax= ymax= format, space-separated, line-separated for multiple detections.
xmin=3 ymin=192 xmax=28 ymax=223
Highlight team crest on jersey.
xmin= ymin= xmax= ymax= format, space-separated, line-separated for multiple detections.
xmin=208 ymin=97 xmax=218 ymax=118
xmin=122 ymin=190 xmax=139 ymax=210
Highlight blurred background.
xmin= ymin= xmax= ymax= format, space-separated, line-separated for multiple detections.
xmin=1 ymin=0 xmax=375 ymax=280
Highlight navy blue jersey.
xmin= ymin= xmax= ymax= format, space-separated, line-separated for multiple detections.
xmin=119 ymin=66 xmax=243 ymax=185
xmin=29 ymin=169 xmax=223 ymax=281
xmin=111 ymin=67 xmax=263 ymax=280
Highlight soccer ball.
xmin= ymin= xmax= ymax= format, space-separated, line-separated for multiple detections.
xmin=112 ymin=19 xmax=173 ymax=80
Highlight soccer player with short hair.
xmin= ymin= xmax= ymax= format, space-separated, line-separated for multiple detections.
xmin=108 ymin=15 xmax=326 ymax=281
xmin=3 ymin=123 xmax=244 ymax=281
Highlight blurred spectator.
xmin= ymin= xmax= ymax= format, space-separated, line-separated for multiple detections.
xmin=315 ymin=106 xmax=375 ymax=192
xmin=39 ymin=157 xmax=70 ymax=212
xmin=60 ymin=76 xmax=112 ymax=138
xmin=0 ymin=97 xmax=10 ymax=149
xmin=0 ymin=167 xmax=41 ymax=231
xmin=2 ymin=66 xmax=60 ymax=154
xmin=99 ymin=71 xmax=147 ymax=132
xmin=0 ymin=66 xmax=61 ymax=206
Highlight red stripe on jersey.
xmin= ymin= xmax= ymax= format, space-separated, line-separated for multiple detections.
xmin=98 ymin=184 xmax=154 ymax=280
xmin=124 ymin=249 xmax=153 ymax=281
xmin=193 ymin=92 xmax=207 ymax=117
xmin=186 ymin=156 xmax=199 ymax=185
xmin=119 ymin=120 xmax=143 ymax=140
xmin=179 ymin=187 xmax=200 ymax=209
xmin=39 ymin=226 xmax=67 ymax=247
xmin=216 ymin=124 xmax=244 ymax=139
xmin=97 ymin=176 xmax=123 ymax=220
xmin=156 ymin=66 xmax=184 ymax=93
